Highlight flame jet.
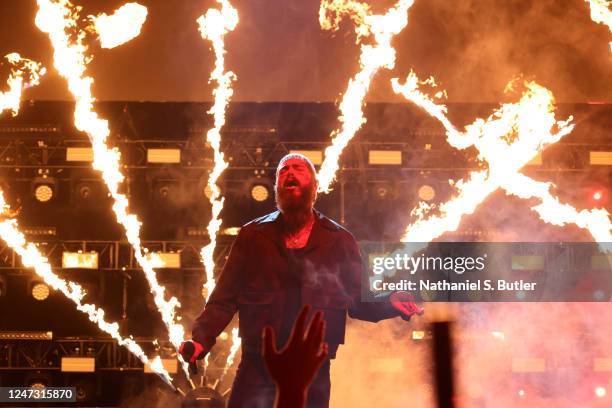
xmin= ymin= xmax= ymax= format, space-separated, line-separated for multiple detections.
xmin=0 ymin=190 xmax=175 ymax=390
xmin=392 ymin=74 xmax=611 ymax=247
xmin=0 ymin=53 xmax=46 ymax=116
xmin=220 ymin=327 xmax=240 ymax=381
xmin=34 ymin=0 xmax=190 ymax=379
xmin=89 ymin=2 xmax=148 ymax=49
xmin=196 ymin=0 xmax=238 ymax=302
xmin=585 ymin=0 xmax=612 ymax=52
xmin=196 ymin=0 xmax=241 ymax=373
xmin=316 ymin=0 xmax=415 ymax=193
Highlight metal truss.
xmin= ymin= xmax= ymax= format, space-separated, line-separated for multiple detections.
xmin=0 ymin=239 xmax=233 ymax=273
xmin=0 ymin=337 xmax=173 ymax=371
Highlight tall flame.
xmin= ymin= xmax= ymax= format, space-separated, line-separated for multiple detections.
xmin=0 ymin=53 xmax=46 ymax=116
xmin=316 ymin=0 xmax=415 ymax=193
xmin=196 ymin=0 xmax=238 ymax=302
xmin=392 ymin=74 xmax=611 ymax=247
xmin=34 ymin=0 xmax=189 ymax=377
xmin=585 ymin=0 xmax=612 ymax=52
xmin=0 ymin=190 xmax=174 ymax=388
xmin=89 ymin=2 xmax=148 ymax=49
xmin=220 ymin=327 xmax=241 ymax=381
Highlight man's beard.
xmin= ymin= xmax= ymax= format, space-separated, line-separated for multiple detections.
xmin=275 ymin=181 xmax=315 ymax=231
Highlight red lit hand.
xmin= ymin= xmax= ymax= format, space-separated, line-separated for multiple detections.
xmin=179 ymin=340 xmax=207 ymax=374
xmin=390 ymin=291 xmax=424 ymax=320
xmin=262 ymin=305 xmax=328 ymax=408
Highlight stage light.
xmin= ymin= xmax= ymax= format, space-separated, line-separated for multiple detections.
xmin=31 ymin=281 xmax=50 ymax=301
xmin=147 ymin=148 xmax=181 ymax=164
xmin=375 ymin=185 xmax=390 ymax=199
xmin=590 ymin=151 xmax=612 ymax=165
xmin=369 ymin=182 xmax=396 ymax=201
xmin=491 ymin=331 xmax=505 ymax=340
xmin=34 ymin=184 xmax=53 ymax=202
xmin=204 ymin=184 xmax=213 ymax=199
xmin=23 ymin=226 xmax=56 ymax=237
xmin=518 ymin=389 xmax=525 ymax=397
xmin=589 ymin=187 xmax=607 ymax=205
xmin=0 ymin=331 xmax=52 ymax=340
xmin=417 ymin=184 xmax=436 ymax=201
xmin=145 ymin=251 xmax=181 ymax=268
xmin=595 ymin=386 xmax=606 ymax=398
xmin=61 ymin=357 xmax=95 ymax=372
xmin=30 ymin=382 xmax=46 ymax=390
xmin=250 ymin=184 xmax=270 ymax=202
xmin=368 ymin=150 xmax=402 ymax=165
xmin=289 ymin=150 xmax=323 ymax=165
xmin=412 ymin=330 xmax=426 ymax=340
xmin=66 ymin=147 xmax=93 ymax=162
xmin=62 ymin=251 xmax=99 ymax=269
xmin=144 ymin=359 xmax=177 ymax=374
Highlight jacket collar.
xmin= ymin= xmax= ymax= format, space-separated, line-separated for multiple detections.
xmin=255 ymin=208 xmax=341 ymax=253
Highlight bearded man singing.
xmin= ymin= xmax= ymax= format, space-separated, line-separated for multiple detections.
xmin=180 ymin=153 xmax=423 ymax=408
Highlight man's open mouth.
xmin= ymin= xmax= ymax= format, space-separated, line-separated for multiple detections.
xmin=284 ymin=180 xmax=299 ymax=188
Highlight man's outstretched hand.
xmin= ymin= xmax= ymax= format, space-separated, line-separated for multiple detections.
xmin=178 ymin=339 xmax=207 ymax=375
xmin=390 ymin=291 xmax=425 ymax=321
xmin=262 ymin=305 xmax=329 ymax=408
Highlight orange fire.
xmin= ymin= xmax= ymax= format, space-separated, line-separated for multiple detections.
xmin=392 ymin=73 xmax=611 ymax=247
xmin=196 ymin=0 xmax=241 ymax=373
xmin=89 ymin=2 xmax=148 ymax=49
xmin=197 ymin=0 xmax=238 ymax=303
xmin=0 ymin=53 xmax=45 ymax=116
xmin=34 ymin=0 xmax=190 ymax=379
xmin=0 ymin=190 xmax=175 ymax=388
xmin=585 ymin=0 xmax=612 ymax=52
xmin=317 ymin=0 xmax=415 ymax=193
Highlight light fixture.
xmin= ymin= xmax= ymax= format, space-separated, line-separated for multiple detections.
xmin=32 ymin=175 xmax=56 ymax=203
xmin=30 ymin=280 xmax=50 ymax=301
xmin=368 ymin=150 xmax=402 ymax=165
xmin=66 ymin=147 xmax=93 ymax=162
xmin=246 ymin=175 xmax=273 ymax=203
xmin=370 ymin=182 xmax=394 ymax=200
xmin=289 ymin=150 xmax=323 ymax=165
xmin=417 ymin=184 xmax=436 ymax=201
xmin=250 ymin=184 xmax=270 ymax=202
xmin=590 ymin=151 xmax=612 ymax=165
xmin=145 ymin=252 xmax=181 ymax=268
xmin=147 ymin=148 xmax=181 ymax=164
xmin=61 ymin=357 xmax=95 ymax=372
xmin=62 ymin=251 xmax=99 ymax=269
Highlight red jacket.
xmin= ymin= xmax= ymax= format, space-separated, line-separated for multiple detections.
xmin=192 ymin=209 xmax=399 ymax=358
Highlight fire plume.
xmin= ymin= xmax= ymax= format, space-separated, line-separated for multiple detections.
xmin=34 ymin=0 xmax=189 ymax=377
xmin=220 ymin=328 xmax=241 ymax=381
xmin=393 ymin=74 xmax=611 ymax=247
xmin=196 ymin=0 xmax=238 ymax=302
xmin=89 ymin=2 xmax=148 ymax=49
xmin=0 ymin=190 xmax=174 ymax=388
xmin=317 ymin=0 xmax=415 ymax=193
xmin=0 ymin=53 xmax=46 ymax=116
xmin=585 ymin=0 xmax=612 ymax=52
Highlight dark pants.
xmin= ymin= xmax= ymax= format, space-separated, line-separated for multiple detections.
xmin=227 ymin=354 xmax=331 ymax=408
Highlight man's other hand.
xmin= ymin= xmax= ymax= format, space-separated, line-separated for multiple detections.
xmin=390 ymin=291 xmax=425 ymax=321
